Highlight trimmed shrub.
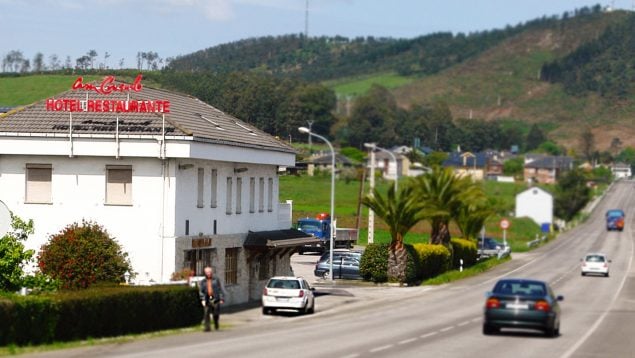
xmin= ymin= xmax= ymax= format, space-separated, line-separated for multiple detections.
xmin=38 ymin=220 xmax=133 ymax=289
xmin=0 ymin=285 xmax=201 ymax=346
xmin=450 ymin=238 xmax=478 ymax=269
xmin=413 ymin=243 xmax=451 ymax=279
xmin=360 ymin=243 xmax=420 ymax=284
xmin=360 ymin=243 xmax=388 ymax=282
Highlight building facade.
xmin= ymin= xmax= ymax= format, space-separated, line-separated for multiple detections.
xmin=0 ymin=75 xmax=311 ymax=304
xmin=515 ymin=186 xmax=553 ymax=228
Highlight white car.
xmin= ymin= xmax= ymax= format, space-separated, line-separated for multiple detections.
xmin=581 ymin=253 xmax=611 ymax=277
xmin=262 ymin=276 xmax=315 ymax=315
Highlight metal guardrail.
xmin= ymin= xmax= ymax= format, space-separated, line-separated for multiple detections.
xmin=527 ymin=235 xmax=548 ymax=248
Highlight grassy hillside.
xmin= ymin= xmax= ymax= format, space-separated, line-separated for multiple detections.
xmin=0 ymin=75 xmax=102 ymax=106
xmin=389 ymin=10 xmax=634 ymax=150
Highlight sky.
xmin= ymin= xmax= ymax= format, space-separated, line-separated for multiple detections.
xmin=0 ymin=0 xmax=633 ymax=70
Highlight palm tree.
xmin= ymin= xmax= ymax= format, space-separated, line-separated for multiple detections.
xmin=455 ymin=195 xmax=493 ymax=241
xmin=413 ymin=167 xmax=483 ymax=246
xmin=362 ymin=182 xmax=424 ymax=282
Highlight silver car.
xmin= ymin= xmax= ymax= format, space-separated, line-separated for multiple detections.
xmin=581 ymin=253 xmax=610 ymax=277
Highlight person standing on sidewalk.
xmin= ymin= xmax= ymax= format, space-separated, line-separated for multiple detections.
xmin=198 ymin=266 xmax=226 ymax=331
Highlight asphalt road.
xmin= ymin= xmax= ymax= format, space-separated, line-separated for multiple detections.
xmin=25 ymin=181 xmax=635 ymax=358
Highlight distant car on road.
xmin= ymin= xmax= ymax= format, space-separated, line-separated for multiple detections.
xmin=262 ymin=276 xmax=315 ymax=315
xmin=477 ymin=237 xmax=510 ymax=259
xmin=314 ymin=249 xmax=363 ymax=280
xmin=483 ymin=278 xmax=563 ymax=337
xmin=606 ymin=209 xmax=625 ymax=231
xmin=581 ymin=253 xmax=611 ymax=277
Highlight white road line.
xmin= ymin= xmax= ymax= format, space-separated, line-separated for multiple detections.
xmin=440 ymin=326 xmax=454 ymax=332
xmin=472 ymin=317 xmax=481 ymax=323
xmin=398 ymin=338 xmax=417 ymax=345
xmin=340 ymin=354 xmax=360 ymax=358
xmin=369 ymin=344 xmax=393 ymax=353
xmin=560 ymin=215 xmax=635 ymax=358
xmin=457 ymin=320 xmax=471 ymax=327
xmin=420 ymin=331 xmax=438 ymax=339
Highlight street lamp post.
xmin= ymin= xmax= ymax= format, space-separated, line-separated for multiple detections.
xmin=299 ymin=126 xmax=335 ymax=282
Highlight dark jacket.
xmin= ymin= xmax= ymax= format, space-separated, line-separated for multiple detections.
xmin=198 ymin=276 xmax=226 ymax=304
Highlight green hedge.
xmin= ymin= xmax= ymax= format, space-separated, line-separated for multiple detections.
xmin=0 ymin=285 xmax=201 ymax=346
xmin=450 ymin=238 xmax=478 ymax=269
xmin=360 ymin=243 xmax=419 ymax=284
xmin=360 ymin=243 xmax=389 ymax=283
xmin=412 ymin=243 xmax=451 ymax=279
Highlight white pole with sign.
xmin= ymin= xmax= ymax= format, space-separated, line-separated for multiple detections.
xmin=500 ymin=218 xmax=510 ymax=246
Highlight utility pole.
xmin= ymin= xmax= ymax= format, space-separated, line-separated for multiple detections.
xmin=305 ymin=0 xmax=309 ymax=38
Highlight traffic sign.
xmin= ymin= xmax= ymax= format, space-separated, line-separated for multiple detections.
xmin=500 ymin=218 xmax=510 ymax=230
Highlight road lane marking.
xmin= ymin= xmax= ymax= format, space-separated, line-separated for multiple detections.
xmin=457 ymin=320 xmax=471 ymax=327
xmin=440 ymin=326 xmax=454 ymax=332
xmin=560 ymin=219 xmax=634 ymax=358
xmin=398 ymin=338 xmax=417 ymax=345
xmin=472 ymin=317 xmax=481 ymax=323
xmin=369 ymin=344 xmax=393 ymax=353
xmin=340 ymin=354 xmax=359 ymax=358
xmin=420 ymin=332 xmax=438 ymax=339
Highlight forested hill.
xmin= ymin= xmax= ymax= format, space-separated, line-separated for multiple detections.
xmin=541 ymin=12 xmax=635 ymax=99
xmin=167 ymin=5 xmax=605 ymax=81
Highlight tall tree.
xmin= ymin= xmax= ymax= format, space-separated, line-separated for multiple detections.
xmin=362 ymin=183 xmax=424 ymax=283
xmin=413 ymin=167 xmax=482 ymax=247
xmin=48 ymin=54 xmax=60 ymax=71
xmin=32 ymin=52 xmax=45 ymax=72
xmin=526 ymin=124 xmax=546 ymax=151
xmin=87 ymin=49 xmax=98 ymax=69
xmin=580 ymin=127 xmax=595 ymax=162
xmin=346 ymin=85 xmax=398 ymax=148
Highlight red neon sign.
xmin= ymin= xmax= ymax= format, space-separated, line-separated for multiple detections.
xmin=72 ymin=74 xmax=143 ymax=95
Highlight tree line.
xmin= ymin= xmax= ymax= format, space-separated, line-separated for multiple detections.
xmin=165 ymin=7 xmax=602 ymax=82
xmin=1 ymin=50 xmax=171 ymax=73
xmin=541 ymin=7 xmax=634 ymax=99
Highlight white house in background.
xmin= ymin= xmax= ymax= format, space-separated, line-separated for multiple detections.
xmin=0 ymin=75 xmax=315 ymax=305
xmin=515 ymin=187 xmax=553 ymax=229
xmin=611 ymin=163 xmax=632 ymax=179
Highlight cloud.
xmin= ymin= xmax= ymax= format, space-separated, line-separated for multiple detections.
xmin=165 ymin=0 xmax=234 ymax=21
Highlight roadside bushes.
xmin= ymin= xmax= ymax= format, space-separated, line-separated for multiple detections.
xmin=450 ymin=238 xmax=478 ymax=269
xmin=0 ymin=285 xmax=200 ymax=346
xmin=412 ymin=244 xmax=451 ymax=279
xmin=360 ymin=243 xmax=419 ymax=284
xmin=38 ymin=220 xmax=133 ymax=289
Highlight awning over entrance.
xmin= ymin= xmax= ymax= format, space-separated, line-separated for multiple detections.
xmin=244 ymin=229 xmax=319 ymax=251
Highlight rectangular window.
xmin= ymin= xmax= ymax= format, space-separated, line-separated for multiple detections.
xmin=236 ymin=177 xmax=242 ymax=214
xmin=267 ymin=178 xmax=274 ymax=212
xmin=184 ymin=248 xmax=215 ymax=276
xmin=258 ymin=177 xmax=265 ymax=213
xmin=210 ymin=169 xmax=218 ymax=208
xmin=225 ymin=248 xmax=239 ymax=285
xmin=106 ymin=165 xmax=132 ymax=205
xmin=197 ymin=168 xmax=204 ymax=208
xmin=249 ymin=177 xmax=255 ymax=213
xmin=226 ymin=177 xmax=232 ymax=214
xmin=25 ymin=164 xmax=52 ymax=204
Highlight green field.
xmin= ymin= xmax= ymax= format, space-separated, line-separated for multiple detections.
xmin=280 ymin=175 xmax=544 ymax=251
xmin=0 ymin=75 xmax=104 ymax=106
xmin=324 ymin=72 xmax=416 ymax=97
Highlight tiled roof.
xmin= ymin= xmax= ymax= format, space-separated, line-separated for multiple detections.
xmin=0 ymin=79 xmax=294 ymax=154
xmin=443 ymin=152 xmax=488 ymax=168
xmin=524 ymin=156 xmax=573 ymax=169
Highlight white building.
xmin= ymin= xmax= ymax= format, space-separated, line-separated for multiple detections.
xmin=611 ymin=163 xmax=632 ymax=179
xmin=515 ymin=187 xmax=553 ymax=229
xmin=0 ymin=75 xmax=315 ymax=304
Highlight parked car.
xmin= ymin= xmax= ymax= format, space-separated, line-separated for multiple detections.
xmin=262 ymin=276 xmax=315 ymax=315
xmin=581 ymin=253 xmax=611 ymax=277
xmin=477 ymin=237 xmax=510 ymax=259
xmin=483 ymin=278 xmax=563 ymax=337
xmin=314 ymin=249 xmax=363 ymax=280
xmin=606 ymin=209 xmax=625 ymax=231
